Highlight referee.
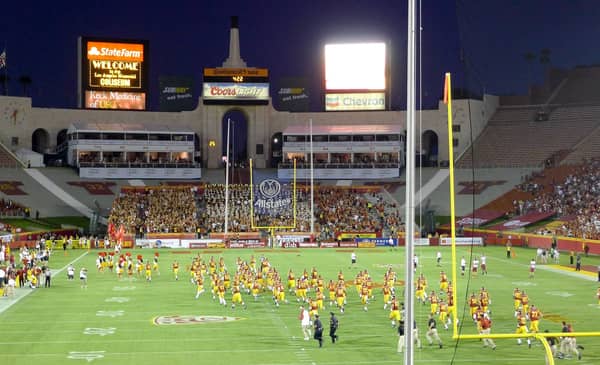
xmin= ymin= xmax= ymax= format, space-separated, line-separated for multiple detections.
xmin=329 ymin=312 xmax=339 ymax=343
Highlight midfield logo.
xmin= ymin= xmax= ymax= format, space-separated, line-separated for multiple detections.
xmin=153 ymin=315 xmax=242 ymax=326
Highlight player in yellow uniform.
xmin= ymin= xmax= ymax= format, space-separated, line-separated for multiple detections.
xmin=513 ymin=288 xmax=522 ymax=316
xmin=520 ymin=290 xmax=530 ymax=315
xmin=315 ymin=288 xmax=324 ymax=310
xmin=429 ymin=291 xmax=439 ymax=316
xmin=438 ymin=300 xmax=449 ymax=330
xmin=297 ymin=278 xmax=308 ymax=303
xmin=152 ymin=253 xmax=160 ymax=276
xmin=415 ymin=278 xmax=426 ymax=304
xmin=439 ymin=271 xmax=448 ymax=294
xmin=354 ymin=271 xmax=363 ymax=296
xmin=335 ymin=285 xmax=346 ymax=313
xmin=469 ymin=293 xmax=479 ymax=319
xmin=251 ymin=280 xmax=261 ymax=300
xmin=287 ymin=269 xmax=295 ymax=293
xmin=479 ymin=287 xmax=490 ymax=313
xmin=195 ymin=274 xmax=205 ymax=298
xmin=515 ymin=310 xmax=531 ymax=347
xmin=172 ymin=260 xmax=179 ymax=281
xmin=217 ymin=280 xmax=227 ymax=306
xmin=231 ymin=284 xmax=246 ymax=309
xmin=382 ymin=284 xmax=392 ymax=310
xmin=328 ymin=279 xmax=336 ymax=307
xmin=389 ymin=296 xmax=401 ymax=327
xmin=528 ymin=304 xmax=542 ymax=333
xmin=145 ymin=263 xmax=152 ymax=282
xmin=308 ymin=297 xmax=319 ymax=319
xmin=360 ymin=283 xmax=370 ymax=311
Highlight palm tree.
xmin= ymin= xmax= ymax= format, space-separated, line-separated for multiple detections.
xmin=523 ymin=52 xmax=536 ymax=87
xmin=0 ymin=74 xmax=9 ymax=95
xmin=18 ymin=75 xmax=32 ymax=96
xmin=539 ymin=48 xmax=552 ymax=70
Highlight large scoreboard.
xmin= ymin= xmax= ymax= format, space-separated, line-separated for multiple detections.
xmin=324 ymin=42 xmax=387 ymax=111
xmin=78 ymin=37 xmax=149 ymax=110
xmin=202 ymin=68 xmax=269 ymax=105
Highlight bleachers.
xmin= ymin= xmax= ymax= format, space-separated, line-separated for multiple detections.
xmin=561 ymin=124 xmax=600 ymax=165
xmin=551 ymin=67 xmax=600 ymax=105
xmin=457 ymin=105 xmax=600 ymax=168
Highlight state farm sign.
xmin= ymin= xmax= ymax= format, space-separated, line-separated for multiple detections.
xmin=202 ymin=82 xmax=269 ymax=100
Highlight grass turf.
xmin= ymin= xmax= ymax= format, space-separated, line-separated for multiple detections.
xmin=1 ymin=246 xmax=599 ymax=365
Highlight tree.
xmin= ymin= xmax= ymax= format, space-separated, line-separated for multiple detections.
xmin=18 ymin=75 xmax=32 ymax=96
xmin=539 ymin=48 xmax=552 ymax=69
xmin=0 ymin=74 xmax=9 ymax=95
xmin=523 ymin=52 xmax=537 ymax=87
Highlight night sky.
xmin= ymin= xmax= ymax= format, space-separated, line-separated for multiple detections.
xmin=0 ymin=0 xmax=598 ymax=111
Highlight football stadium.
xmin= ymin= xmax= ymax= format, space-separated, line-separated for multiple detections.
xmin=1 ymin=5 xmax=600 ymax=365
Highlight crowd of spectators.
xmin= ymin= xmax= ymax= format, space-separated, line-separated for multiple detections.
xmin=520 ymin=159 xmax=600 ymax=239
xmin=0 ymin=198 xmax=28 ymax=218
xmin=108 ymin=187 xmax=198 ymax=234
xmin=108 ymin=184 xmax=403 ymax=240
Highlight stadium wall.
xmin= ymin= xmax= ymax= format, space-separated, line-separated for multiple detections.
xmin=0 ymin=95 xmax=492 ymax=169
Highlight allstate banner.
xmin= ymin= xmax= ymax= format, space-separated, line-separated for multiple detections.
xmin=355 ymin=238 xmax=398 ymax=247
xmin=251 ymin=161 xmax=295 ymax=228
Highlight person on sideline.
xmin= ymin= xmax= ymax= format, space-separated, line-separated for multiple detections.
xmin=329 ymin=312 xmax=339 ymax=343
xmin=299 ymin=305 xmax=311 ymax=340
xmin=313 ymin=314 xmax=324 ymax=348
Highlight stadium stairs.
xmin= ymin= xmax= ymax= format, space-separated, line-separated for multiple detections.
xmin=0 ymin=140 xmax=25 ymax=168
xmin=22 ymin=168 xmax=103 ymax=223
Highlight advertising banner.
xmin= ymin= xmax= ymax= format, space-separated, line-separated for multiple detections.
xmin=183 ymin=239 xmax=223 ymax=249
xmin=439 ymin=237 xmax=483 ymax=246
xmin=79 ymin=37 xmax=148 ymax=110
xmin=278 ymin=168 xmax=399 ymax=180
xmin=135 ymin=238 xmax=180 ymax=248
xmin=355 ymin=237 xmax=397 ymax=247
xmin=339 ymin=242 xmax=358 ymax=248
xmin=276 ymin=77 xmax=309 ymax=112
xmin=339 ymin=232 xmax=377 ymax=239
xmin=79 ymin=167 xmax=201 ymax=179
xmin=325 ymin=92 xmax=385 ymax=111
xmin=357 ymin=241 xmax=376 ymax=248
xmin=202 ymin=82 xmax=269 ymax=100
xmin=298 ymin=242 xmax=319 ymax=248
xmin=282 ymin=242 xmax=299 ymax=248
xmin=320 ymin=241 xmax=338 ymax=248
xmin=85 ymin=91 xmax=145 ymax=110
xmin=159 ymin=75 xmax=195 ymax=112
xmin=251 ymin=168 xmax=294 ymax=228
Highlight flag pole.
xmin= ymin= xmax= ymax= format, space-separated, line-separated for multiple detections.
xmin=224 ymin=118 xmax=231 ymax=237
xmin=404 ymin=0 xmax=417 ymax=363
xmin=309 ymin=118 xmax=315 ymax=235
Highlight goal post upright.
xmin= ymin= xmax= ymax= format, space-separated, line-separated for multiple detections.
xmin=444 ymin=72 xmax=459 ymax=337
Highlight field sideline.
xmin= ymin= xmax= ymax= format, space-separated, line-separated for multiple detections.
xmin=0 ymin=246 xmax=599 ymax=365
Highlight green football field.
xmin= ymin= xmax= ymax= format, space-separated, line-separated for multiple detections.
xmin=1 ymin=245 xmax=599 ymax=365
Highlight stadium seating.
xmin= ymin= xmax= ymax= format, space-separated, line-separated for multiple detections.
xmin=109 ymin=185 xmax=403 ymax=240
xmin=457 ymin=105 xmax=600 ymax=168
